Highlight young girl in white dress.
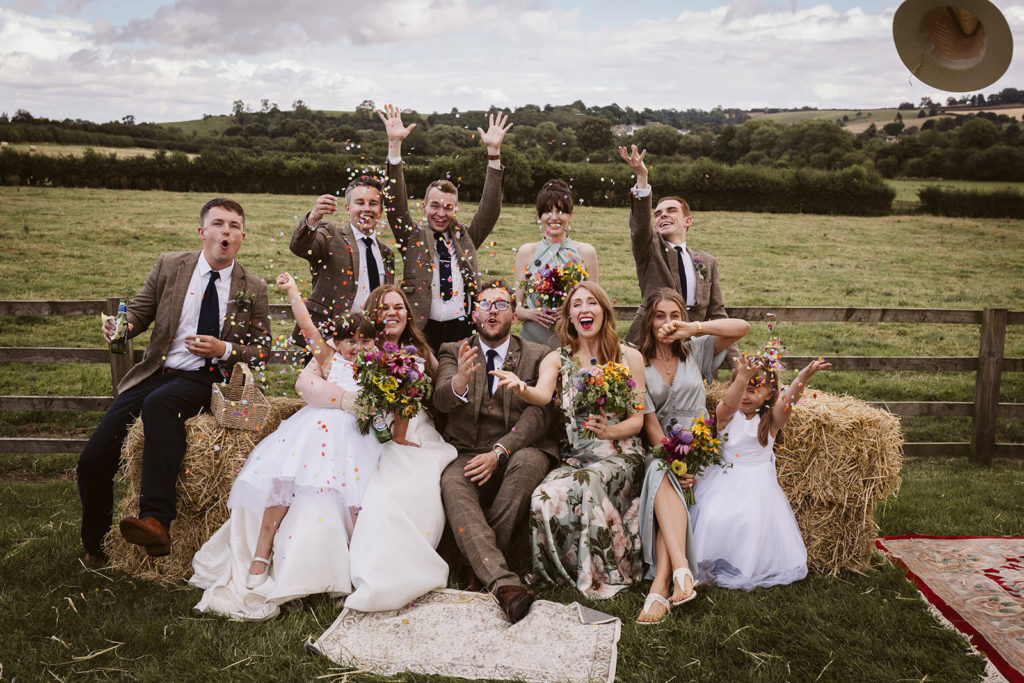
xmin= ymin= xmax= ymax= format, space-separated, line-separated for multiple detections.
xmin=190 ymin=273 xmax=381 ymax=620
xmin=691 ymin=352 xmax=831 ymax=591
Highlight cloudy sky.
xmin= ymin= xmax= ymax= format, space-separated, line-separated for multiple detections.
xmin=1 ymin=0 xmax=1022 ymax=123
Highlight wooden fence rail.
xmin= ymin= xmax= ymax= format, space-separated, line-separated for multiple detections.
xmin=2 ymin=301 xmax=1022 ymax=462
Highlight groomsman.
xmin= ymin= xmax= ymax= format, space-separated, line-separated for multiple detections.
xmin=77 ymin=199 xmax=270 ymax=562
xmin=378 ymin=104 xmax=512 ymax=351
xmin=289 ymin=175 xmax=395 ymax=345
xmin=619 ymin=145 xmax=732 ymax=378
xmin=434 ymin=279 xmax=557 ymax=623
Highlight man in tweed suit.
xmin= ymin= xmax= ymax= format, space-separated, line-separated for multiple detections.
xmin=77 ymin=198 xmax=270 ymax=563
xmin=378 ymin=104 xmax=512 ymax=351
xmin=289 ymin=175 xmax=395 ymax=345
xmin=434 ymin=278 xmax=557 ymax=623
xmin=619 ymin=145 xmax=733 ymax=378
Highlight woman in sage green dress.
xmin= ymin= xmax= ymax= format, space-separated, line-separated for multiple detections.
xmin=513 ymin=179 xmax=599 ymax=349
xmin=635 ymin=288 xmax=749 ymax=623
xmin=492 ymin=281 xmax=646 ymax=598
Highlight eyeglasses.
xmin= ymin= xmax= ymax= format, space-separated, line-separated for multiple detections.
xmin=476 ymin=300 xmax=512 ymax=312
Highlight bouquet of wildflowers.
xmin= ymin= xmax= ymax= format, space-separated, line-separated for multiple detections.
xmin=523 ymin=259 xmax=589 ymax=309
xmin=571 ymin=359 xmax=644 ymax=439
xmin=652 ymin=414 xmax=726 ymax=505
xmin=353 ymin=341 xmax=432 ymax=442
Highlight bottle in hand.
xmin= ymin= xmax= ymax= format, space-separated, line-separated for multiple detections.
xmin=109 ymin=299 xmax=128 ymax=354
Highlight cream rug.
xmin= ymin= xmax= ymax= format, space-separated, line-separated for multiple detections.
xmin=309 ymin=589 xmax=621 ymax=682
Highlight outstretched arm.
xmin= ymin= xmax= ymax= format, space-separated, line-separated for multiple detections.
xmin=657 ymin=318 xmax=750 ymax=354
xmin=716 ymin=356 xmax=760 ymax=428
xmin=490 ymin=349 xmax=560 ymax=406
xmin=277 ymin=273 xmax=333 ymax=375
xmin=378 ymin=104 xmax=417 ymax=161
xmin=619 ymin=144 xmax=649 ymax=191
xmin=467 ymin=111 xmax=512 ymax=245
xmin=771 ymin=359 xmax=831 ymax=435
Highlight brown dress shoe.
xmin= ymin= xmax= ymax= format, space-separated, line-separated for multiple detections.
xmin=460 ymin=564 xmax=484 ymax=593
xmin=119 ymin=516 xmax=171 ymax=557
xmin=495 ymin=585 xmax=534 ymax=624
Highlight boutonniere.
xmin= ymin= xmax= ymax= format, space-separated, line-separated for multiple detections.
xmin=231 ymin=290 xmax=254 ymax=309
xmin=693 ymin=257 xmax=708 ymax=281
xmin=502 ymin=352 xmax=519 ymax=373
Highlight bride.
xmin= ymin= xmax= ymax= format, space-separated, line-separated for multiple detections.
xmin=189 ymin=283 xmax=456 ymax=620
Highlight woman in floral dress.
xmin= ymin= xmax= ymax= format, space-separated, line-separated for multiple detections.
xmin=491 ymin=281 xmax=646 ymax=598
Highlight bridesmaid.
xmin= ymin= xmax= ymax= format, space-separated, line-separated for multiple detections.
xmin=635 ymin=288 xmax=748 ymax=623
xmin=513 ymin=180 xmax=599 ymax=349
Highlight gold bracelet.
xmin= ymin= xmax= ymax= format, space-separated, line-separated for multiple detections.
xmin=696 ymin=322 xmax=704 ymax=336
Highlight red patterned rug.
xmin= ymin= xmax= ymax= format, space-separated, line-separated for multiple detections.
xmin=877 ymin=535 xmax=1024 ymax=683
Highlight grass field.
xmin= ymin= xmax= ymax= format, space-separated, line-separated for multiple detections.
xmin=1 ymin=186 xmax=1023 ymax=681
xmin=886 ymin=178 xmax=1024 ymax=205
xmin=3 ymin=143 xmax=195 ymax=159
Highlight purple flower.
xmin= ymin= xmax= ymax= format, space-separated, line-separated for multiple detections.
xmin=680 ymin=431 xmax=694 ymax=444
xmin=626 ymin=377 xmax=636 ymax=389
xmin=404 ymin=344 xmax=418 ymax=354
xmin=596 ymin=396 xmax=606 ymax=405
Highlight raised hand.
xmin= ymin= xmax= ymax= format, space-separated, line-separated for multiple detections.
xmin=656 ymin=319 xmax=698 ymax=343
xmin=452 ymin=341 xmax=481 ymax=394
xmin=618 ymin=144 xmax=648 ymax=186
xmin=800 ymin=359 xmax=832 ymax=378
xmin=308 ymin=194 xmax=337 ymax=225
xmin=275 ymin=272 xmax=299 ymax=295
xmin=478 ymin=112 xmax=513 ymax=152
xmin=489 ymin=368 xmax=526 ymax=394
xmin=377 ymin=104 xmax=417 ymax=143
xmin=731 ymin=353 xmax=762 ymax=379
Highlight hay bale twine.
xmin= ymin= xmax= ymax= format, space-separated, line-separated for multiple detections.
xmin=106 ymin=397 xmax=305 ymax=583
xmin=705 ymin=382 xmax=902 ymax=574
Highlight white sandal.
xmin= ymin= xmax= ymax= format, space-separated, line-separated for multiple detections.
xmin=671 ymin=567 xmax=698 ymax=606
xmin=246 ymin=556 xmax=271 ymax=590
xmin=636 ymin=592 xmax=671 ymax=625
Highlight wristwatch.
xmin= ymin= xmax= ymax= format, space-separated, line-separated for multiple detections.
xmin=493 ymin=443 xmax=510 ymax=467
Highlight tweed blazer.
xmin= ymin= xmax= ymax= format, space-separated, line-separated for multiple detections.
xmin=625 ymin=192 xmax=728 ymax=344
xmin=384 ymin=160 xmax=505 ymax=329
xmin=119 ymin=250 xmax=270 ymax=393
xmin=289 ymin=217 xmax=396 ymax=335
xmin=433 ymin=334 xmax=557 ymax=461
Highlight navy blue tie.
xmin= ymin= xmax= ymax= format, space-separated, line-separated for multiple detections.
xmin=486 ymin=349 xmax=498 ymax=395
xmin=435 ymin=233 xmax=454 ymax=301
xmin=362 ymin=237 xmax=381 ymax=292
xmin=197 ymin=271 xmax=220 ymax=371
xmin=675 ymin=246 xmax=688 ymax=304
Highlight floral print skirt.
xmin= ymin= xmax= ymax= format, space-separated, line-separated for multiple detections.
xmin=529 ymin=441 xmax=644 ymax=599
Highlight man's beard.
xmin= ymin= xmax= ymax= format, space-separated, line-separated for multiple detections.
xmin=477 ymin=318 xmax=513 ymax=345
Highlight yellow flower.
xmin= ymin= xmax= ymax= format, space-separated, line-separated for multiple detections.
xmin=670 ymin=460 xmax=687 ymax=476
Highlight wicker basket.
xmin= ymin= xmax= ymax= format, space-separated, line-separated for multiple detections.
xmin=210 ymin=363 xmax=271 ymax=430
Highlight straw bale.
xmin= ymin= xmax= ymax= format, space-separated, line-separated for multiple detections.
xmin=705 ymin=382 xmax=902 ymax=574
xmin=106 ymin=397 xmax=305 ymax=584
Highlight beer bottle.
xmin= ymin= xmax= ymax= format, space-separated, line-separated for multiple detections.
xmin=371 ymin=411 xmax=393 ymax=443
xmin=109 ymin=299 xmax=128 ymax=354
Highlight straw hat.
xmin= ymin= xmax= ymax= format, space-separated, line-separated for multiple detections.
xmin=892 ymin=0 xmax=1013 ymax=92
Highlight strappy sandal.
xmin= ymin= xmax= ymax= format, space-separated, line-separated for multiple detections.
xmin=246 ymin=556 xmax=271 ymax=590
xmin=671 ymin=567 xmax=698 ymax=606
xmin=636 ymin=592 xmax=671 ymax=625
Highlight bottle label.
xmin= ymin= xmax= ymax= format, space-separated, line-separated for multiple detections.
xmin=372 ymin=414 xmax=388 ymax=431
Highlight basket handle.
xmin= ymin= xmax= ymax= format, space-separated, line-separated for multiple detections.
xmin=228 ymin=362 xmax=254 ymax=389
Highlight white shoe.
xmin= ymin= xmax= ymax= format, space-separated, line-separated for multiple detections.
xmin=636 ymin=592 xmax=671 ymax=625
xmin=246 ymin=556 xmax=271 ymax=590
xmin=671 ymin=567 xmax=698 ymax=606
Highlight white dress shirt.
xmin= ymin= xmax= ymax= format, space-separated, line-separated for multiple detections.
xmin=350 ymin=223 xmax=385 ymax=312
xmin=430 ymin=231 xmax=468 ymax=321
xmin=453 ymin=336 xmax=512 ymax=402
xmin=163 ymin=253 xmax=234 ymax=371
xmin=666 ymin=240 xmax=697 ymax=307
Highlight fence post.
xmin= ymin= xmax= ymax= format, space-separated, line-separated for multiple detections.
xmin=970 ymin=307 xmax=1007 ymax=465
xmin=105 ymin=296 xmax=134 ymax=396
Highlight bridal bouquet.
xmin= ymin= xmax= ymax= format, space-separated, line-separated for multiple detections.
xmin=652 ymin=414 xmax=726 ymax=505
xmin=571 ymin=360 xmax=644 ymax=439
xmin=353 ymin=341 xmax=432 ymax=442
xmin=523 ymin=259 xmax=589 ymax=310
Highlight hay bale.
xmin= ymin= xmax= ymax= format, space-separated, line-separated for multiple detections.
xmin=106 ymin=397 xmax=305 ymax=583
xmin=705 ymin=383 xmax=902 ymax=574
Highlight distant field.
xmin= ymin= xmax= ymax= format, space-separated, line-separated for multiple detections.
xmin=159 ymin=115 xmax=234 ymax=136
xmin=3 ymin=143 xmax=196 ymax=159
xmin=887 ymin=178 xmax=1024 ymax=205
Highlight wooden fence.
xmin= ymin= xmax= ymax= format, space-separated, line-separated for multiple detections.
xmin=1 ymin=299 xmax=1022 ymax=463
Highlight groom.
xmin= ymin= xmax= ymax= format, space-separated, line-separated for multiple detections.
xmin=434 ymin=278 xmax=557 ymax=624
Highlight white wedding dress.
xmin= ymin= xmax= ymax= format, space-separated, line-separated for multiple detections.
xmin=189 ymin=354 xmax=457 ymax=620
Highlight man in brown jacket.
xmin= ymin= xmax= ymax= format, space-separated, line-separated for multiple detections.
xmin=619 ymin=145 xmax=732 ymax=378
xmin=77 ymin=198 xmax=270 ymax=562
xmin=289 ymin=175 xmax=395 ymax=345
xmin=378 ymin=105 xmax=512 ymax=351
xmin=434 ymin=278 xmax=557 ymax=623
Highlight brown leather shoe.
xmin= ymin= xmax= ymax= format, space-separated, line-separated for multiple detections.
xmin=495 ymin=585 xmax=534 ymax=624
xmin=460 ymin=564 xmax=484 ymax=593
xmin=119 ymin=516 xmax=171 ymax=557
